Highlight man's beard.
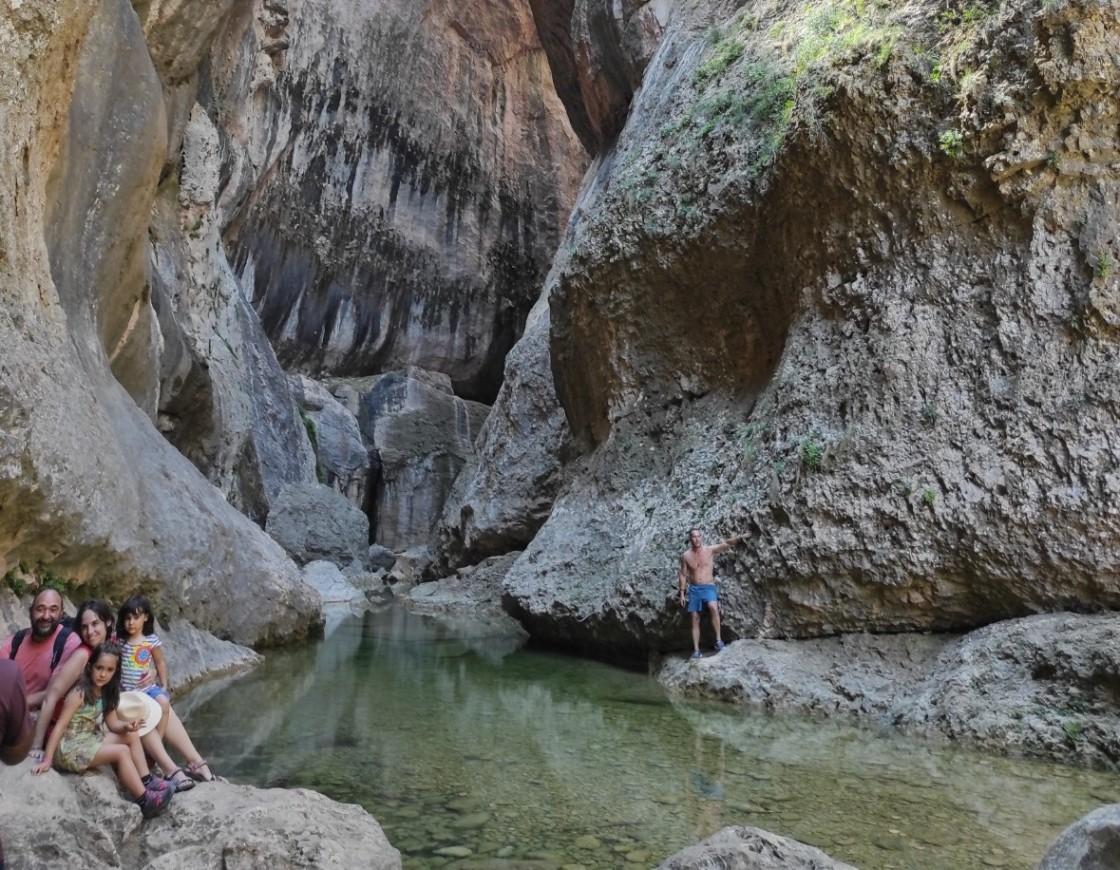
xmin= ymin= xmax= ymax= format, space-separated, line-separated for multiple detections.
xmin=31 ymin=615 xmax=59 ymax=638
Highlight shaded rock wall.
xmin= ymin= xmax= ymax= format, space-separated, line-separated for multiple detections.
xmin=213 ymin=0 xmax=587 ymax=402
xmin=485 ymin=0 xmax=1120 ymax=658
xmin=0 ymin=0 xmax=318 ymax=645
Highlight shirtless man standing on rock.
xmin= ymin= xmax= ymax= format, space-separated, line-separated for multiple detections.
xmin=678 ymin=528 xmax=743 ymax=659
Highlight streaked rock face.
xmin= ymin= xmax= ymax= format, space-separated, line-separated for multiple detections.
xmin=0 ymin=0 xmax=319 ymax=646
xmin=211 ymin=0 xmax=587 ymax=402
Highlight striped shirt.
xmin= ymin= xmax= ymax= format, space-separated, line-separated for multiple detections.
xmin=119 ymin=634 xmax=162 ymax=691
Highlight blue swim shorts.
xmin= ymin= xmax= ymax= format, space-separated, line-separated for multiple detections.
xmin=141 ymin=684 xmax=171 ymax=702
xmin=687 ymin=584 xmax=719 ymax=613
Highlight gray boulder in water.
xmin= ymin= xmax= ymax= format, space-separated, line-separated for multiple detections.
xmin=1037 ymin=805 xmax=1120 ymax=870
xmin=657 ymin=826 xmax=858 ymax=870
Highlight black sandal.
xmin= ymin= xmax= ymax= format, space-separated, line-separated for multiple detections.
xmin=185 ymin=759 xmax=216 ymax=783
xmin=166 ymin=767 xmax=197 ymax=791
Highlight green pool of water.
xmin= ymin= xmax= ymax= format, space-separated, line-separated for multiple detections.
xmin=179 ymin=607 xmax=1116 ymax=868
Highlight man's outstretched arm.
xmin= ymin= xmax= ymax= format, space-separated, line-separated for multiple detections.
xmin=709 ymin=535 xmax=744 ymax=555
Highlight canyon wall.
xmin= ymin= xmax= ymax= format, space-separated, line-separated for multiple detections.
xmin=209 ymin=0 xmax=587 ymax=403
xmin=445 ymin=0 xmax=1120 ymax=660
xmin=0 ymin=0 xmax=318 ymax=644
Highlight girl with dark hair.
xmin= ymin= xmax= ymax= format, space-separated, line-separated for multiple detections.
xmin=30 ymin=642 xmax=173 ymax=819
xmin=117 ymin=596 xmax=171 ymax=740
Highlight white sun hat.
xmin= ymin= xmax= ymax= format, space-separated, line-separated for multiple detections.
xmin=116 ymin=691 xmax=163 ymax=737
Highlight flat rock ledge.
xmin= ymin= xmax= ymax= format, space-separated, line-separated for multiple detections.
xmin=658 ymin=612 xmax=1120 ymax=769
xmin=0 ymin=761 xmax=401 ymax=869
xmin=656 ymin=825 xmax=857 ymax=870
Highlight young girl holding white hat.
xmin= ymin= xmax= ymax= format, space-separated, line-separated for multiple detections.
xmin=30 ymin=642 xmax=174 ymax=819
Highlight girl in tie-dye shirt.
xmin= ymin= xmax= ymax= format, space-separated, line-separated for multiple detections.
xmin=117 ymin=596 xmax=170 ymax=739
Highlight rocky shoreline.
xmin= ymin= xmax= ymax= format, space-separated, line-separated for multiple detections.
xmin=657 ymin=611 xmax=1120 ymax=771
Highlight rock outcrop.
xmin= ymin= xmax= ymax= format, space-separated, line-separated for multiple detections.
xmin=485 ymin=0 xmax=1120 ymax=658
xmin=433 ymin=294 xmax=574 ymax=571
xmin=151 ymin=106 xmax=319 ymax=527
xmin=658 ymin=612 xmax=1120 ymax=769
xmin=656 ymin=825 xmax=857 ymax=870
xmin=289 ymin=375 xmax=370 ymax=509
xmin=0 ymin=0 xmax=318 ymax=645
xmin=266 ymin=482 xmax=370 ymax=568
xmin=0 ymin=763 xmax=401 ymax=869
xmin=355 ymin=370 xmax=489 ymax=551
xmin=210 ymin=0 xmax=587 ymax=402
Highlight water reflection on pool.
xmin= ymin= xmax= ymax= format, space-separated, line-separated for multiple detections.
xmin=179 ymin=607 xmax=1115 ymax=868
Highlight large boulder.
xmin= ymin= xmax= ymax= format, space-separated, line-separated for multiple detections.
xmin=266 ymin=483 xmax=370 ymax=567
xmin=0 ymin=762 xmax=401 ymax=869
xmin=656 ymin=825 xmax=857 ymax=870
xmin=289 ymin=375 xmax=371 ymax=510
xmin=433 ymin=295 xmax=573 ymax=571
xmin=356 ymin=370 xmax=489 ymax=551
xmin=498 ymin=0 xmax=1120 ymax=658
xmin=1037 ymin=804 xmax=1120 ymax=870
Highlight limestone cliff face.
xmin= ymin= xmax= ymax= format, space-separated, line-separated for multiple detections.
xmin=209 ymin=0 xmax=587 ymax=402
xmin=478 ymin=0 xmax=1120 ymax=658
xmin=0 ymin=0 xmax=318 ymax=645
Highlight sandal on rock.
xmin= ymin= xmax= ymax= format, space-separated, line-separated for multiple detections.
xmin=185 ymin=759 xmax=216 ymax=783
xmin=138 ymin=786 xmax=173 ymax=819
xmin=166 ymin=767 xmax=197 ymax=792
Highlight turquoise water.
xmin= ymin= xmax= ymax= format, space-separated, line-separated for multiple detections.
xmin=180 ymin=607 xmax=1116 ymax=868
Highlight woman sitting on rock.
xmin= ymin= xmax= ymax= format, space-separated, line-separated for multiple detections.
xmin=30 ymin=599 xmax=214 ymax=786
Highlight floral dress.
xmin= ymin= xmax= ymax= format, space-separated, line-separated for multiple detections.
xmin=54 ymin=697 xmax=104 ymax=772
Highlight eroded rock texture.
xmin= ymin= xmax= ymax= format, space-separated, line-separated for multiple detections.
xmin=210 ymin=0 xmax=587 ymax=402
xmin=491 ymin=0 xmax=1120 ymax=658
xmin=0 ymin=0 xmax=318 ymax=645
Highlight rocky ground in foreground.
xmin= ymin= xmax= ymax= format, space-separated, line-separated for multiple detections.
xmin=0 ymin=762 xmax=400 ymax=869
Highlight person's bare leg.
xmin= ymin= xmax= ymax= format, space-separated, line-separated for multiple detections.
xmin=163 ymin=706 xmax=213 ymax=780
xmin=708 ymin=601 xmax=722 ymax=647
xmin=141 ymin=731 xmax=178 ymax=775
xmin=155 ymin=696 xmax=170 ymax=739
xmin=691 ymin=611 xmax=701 ymax=652
xmin=119 ymin=731 xmax=152 ymax=778
xmin=92 ymin=739 xmax=145 ymax=798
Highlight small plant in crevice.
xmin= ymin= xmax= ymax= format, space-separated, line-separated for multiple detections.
xmin=1095 ymin=250 xmax=1114 ymax=281
xmin=921 ymin=403 xmax=938 ymax=425
xmin=921 ymin=488 xmax=937 ymax=507
xmin=299 ymin=407 xmax=326 ymax=484
xmin=800 ymin=438 xmax=824 ymax=472
xmin=939 ymin=128 xmax=965 ymax=159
